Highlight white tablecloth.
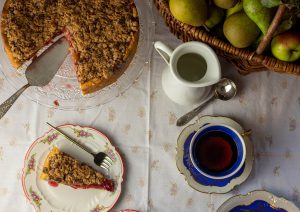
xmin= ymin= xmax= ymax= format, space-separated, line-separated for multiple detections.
xmin=1 ymin=3 xmax=300 ymax=212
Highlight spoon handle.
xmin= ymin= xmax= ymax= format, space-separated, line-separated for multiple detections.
xmin=0 ymin=83 xmax=30 ymax=120
xmin=176 ymin=96 xmax=215 ymax=127
xmin=46 ymin=122 xmax=94 ymax=156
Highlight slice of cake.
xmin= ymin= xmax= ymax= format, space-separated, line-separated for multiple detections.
xmin=40 ymin=147 xmax=114 ymax=192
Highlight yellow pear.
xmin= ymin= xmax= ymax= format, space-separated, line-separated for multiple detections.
xmin=226 ymin=1 xmax=243 ymax=17
xmin=205 ymin=6 xmax=225 ymax=29
xmin=213 ymin=0 xmax=238 ymax=9
xmin=223 ymin=12 xmax=261 ymax=48
xmin=169 ymin=0 xmax=208 ymax=27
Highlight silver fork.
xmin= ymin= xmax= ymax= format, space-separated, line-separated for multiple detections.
xmin=46 ymin=122 xmax=113 ymax=171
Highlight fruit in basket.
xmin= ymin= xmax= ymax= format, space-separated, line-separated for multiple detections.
xmin=204 ymin=6 xmax=225 ymax=29
xmin=274 ymin=10 xmax=300 ymax=36
xmin=169 ymin=0 xmax=208 ymax=26
xmin=223 ymin=12 xmax=261 ymax=48
xmin=213 ymin=0 xmax=238 ymax=9
xmin=243 ymin=0 xmax=275 ymax=35
xmin=226 ymin=1 xmax=243 ymax=17
xmin=211 ymin=23 xmax=226 ymax=40
xmin=271 ymin=31 xmax=300 ymax=62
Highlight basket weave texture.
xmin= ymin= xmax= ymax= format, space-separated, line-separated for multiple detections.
xmin=154 ymin=0 xmax=300 ymax=76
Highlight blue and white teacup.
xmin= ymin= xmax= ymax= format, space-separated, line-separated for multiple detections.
xmin=189 ymin=124 xmax=246 ymax=180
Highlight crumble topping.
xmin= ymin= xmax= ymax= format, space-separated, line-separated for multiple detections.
xmin=2 ymin=0 xmax=139 ymax=83
xmin=3 ymin=0 xmax=63 ymax=63
xmin=42 ymin=150 xmax=105 ymax=186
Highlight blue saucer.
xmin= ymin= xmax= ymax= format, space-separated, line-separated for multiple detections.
xmin=230 ymin=200 xmax=287 ymax=212
xmin=183 ymin=132 xmax=245 ymax=187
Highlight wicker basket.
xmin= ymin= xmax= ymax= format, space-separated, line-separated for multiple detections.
xmin=154 ymin=0 xmax=300 ymax=75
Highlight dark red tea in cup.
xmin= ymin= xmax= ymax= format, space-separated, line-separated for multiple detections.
xmin=194 ymin=131 xmax=238 ymax=173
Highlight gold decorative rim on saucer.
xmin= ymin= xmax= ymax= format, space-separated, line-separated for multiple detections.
xmin=241 ymin=129 xmax=252 ymax=137
xmin=217 ymin=190 xmax=300 ymax=211
xmin=176 ymin=115 xmax=254 ymax=194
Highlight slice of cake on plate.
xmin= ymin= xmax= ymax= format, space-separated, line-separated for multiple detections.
xmin=40 ymin=147 xmax=114 ymax=192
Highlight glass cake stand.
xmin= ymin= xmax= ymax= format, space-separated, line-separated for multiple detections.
xmin=0 ymin=0 xmax=154 ymax=110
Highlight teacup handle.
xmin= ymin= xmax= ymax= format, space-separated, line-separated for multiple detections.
xmin=154 ymin=41 xmax=173 ymax=64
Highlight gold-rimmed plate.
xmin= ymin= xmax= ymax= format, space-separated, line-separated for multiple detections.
xmin=176 ymin=115 xmax=254 ymax=194
xmin=217 ymin=190 xmax=300 ymax=211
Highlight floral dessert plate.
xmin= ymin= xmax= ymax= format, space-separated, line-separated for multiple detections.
xmin=176 ymin=116 xmax=254 ymax=194
xmin=22 ymin=124 xmax=123 ymax=212
xmin=217 ymin=190 xmax=300 ymax=211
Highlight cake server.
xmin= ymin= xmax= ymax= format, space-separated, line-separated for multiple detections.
xmin=0 ymin=37 xmax=69 ymax=119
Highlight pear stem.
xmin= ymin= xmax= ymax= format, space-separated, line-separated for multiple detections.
xmin=255 ymin=4 xmax=287 ymax=55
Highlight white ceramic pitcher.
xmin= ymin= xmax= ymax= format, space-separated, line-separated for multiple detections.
xmin=154 ymin=41 xmax=221 ymax=105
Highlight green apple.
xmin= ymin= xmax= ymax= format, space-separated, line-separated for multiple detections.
xmin=271 ymin=31 xmax=300 ymax=62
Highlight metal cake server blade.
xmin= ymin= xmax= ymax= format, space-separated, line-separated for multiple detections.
xmin=0 ymin=37 xmax=69 ymax=119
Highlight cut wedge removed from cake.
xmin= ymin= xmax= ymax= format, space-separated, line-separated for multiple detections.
xmin=40 ymin=147 xmax=114 ymax=192
xmin=1 ymin=0 xmax=139 ymax=95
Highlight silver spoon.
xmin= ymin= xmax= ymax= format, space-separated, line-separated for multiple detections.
xmin=176 ymin=78 xmax=237 ymax=127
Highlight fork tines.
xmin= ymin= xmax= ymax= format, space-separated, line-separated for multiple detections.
xmin=100 ymin=156 xmax=113 ymax=170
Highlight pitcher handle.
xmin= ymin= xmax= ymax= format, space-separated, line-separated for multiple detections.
xmin=154 ymin=41 xmax=173 ymax=64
